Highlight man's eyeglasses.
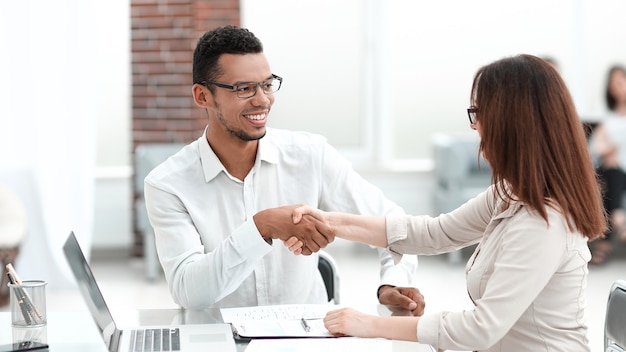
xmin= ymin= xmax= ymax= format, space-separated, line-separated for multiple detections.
xmin=467 ymin=106 xmax=478 ymax=124
xmin=202 ymin=74 xmax=283 ymax=99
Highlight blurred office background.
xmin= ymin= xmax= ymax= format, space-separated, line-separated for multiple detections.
xmin=1 ymin=0 xmax=625 ymax=308
xmin=1 ymin=1 xmax=625 ymax=350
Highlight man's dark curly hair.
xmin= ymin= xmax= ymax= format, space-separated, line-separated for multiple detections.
xmin=192 ymin=25 xmax=264 ymax=86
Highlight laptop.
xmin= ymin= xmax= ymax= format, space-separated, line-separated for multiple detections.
xmin=62 ymin=231 xmax=237 ymax=352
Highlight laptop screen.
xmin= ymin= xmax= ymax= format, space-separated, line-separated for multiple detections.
xmin=63 ymin=231 xmax=119 ymax=349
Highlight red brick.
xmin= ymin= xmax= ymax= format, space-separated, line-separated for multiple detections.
xmin=131 ymin=0 xmax=239 ymax=250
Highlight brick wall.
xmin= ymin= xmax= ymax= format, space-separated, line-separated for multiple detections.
xmin=130 ymin=0 xmax=240 ymax=254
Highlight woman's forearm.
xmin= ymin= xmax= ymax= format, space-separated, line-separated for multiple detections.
xmin=324 ymin=308 xmax=419 ymax=342
xmin=374 ymin=316 xmax=419 ymax=342
xmin=328 ymin=212 xmax=388 ymax=247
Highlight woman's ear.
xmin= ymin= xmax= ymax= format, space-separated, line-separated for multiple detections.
xmin=192 ymin=84 xmax=212 ymax=108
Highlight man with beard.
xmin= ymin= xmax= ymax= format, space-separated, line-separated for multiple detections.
xmin=144 ymin=26 xmax=422 ymax=313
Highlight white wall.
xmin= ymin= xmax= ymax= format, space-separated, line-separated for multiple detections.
xmin=242 ymin=0 xmax=626 ymax=165
xmin=91 ymin=1 xmax=132 ymax=248
xmin=1 ymin=1 xmax=131 ymax=252
xmin=1 ymin=1 xmax=100 ymax=286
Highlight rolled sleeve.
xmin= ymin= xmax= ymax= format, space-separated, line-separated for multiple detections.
xmin=417 ymin=313 xmax=441 ymax=346
xmin=385 ymin=215 xmax=408 ymax=263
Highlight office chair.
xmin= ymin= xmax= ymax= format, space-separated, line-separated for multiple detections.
xmin=432 ymin=133 xmax=490 ymax=265
xmin=605 ymin=279 xmax=626 ymax=352
xmin=317 ymin=250 xmax=340 ymax=304
xmin=134 ymin=143 xmax=186 ymax=281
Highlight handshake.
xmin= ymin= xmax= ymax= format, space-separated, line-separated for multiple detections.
xmin=255 ymin=204 xmax=426 ymax=317
xmin=253 ymin=204 xmax=332 ymax=255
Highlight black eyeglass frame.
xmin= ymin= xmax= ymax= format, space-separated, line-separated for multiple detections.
xmin=201 ymin=74 xmax=283 ymax=99
xmin=467 ymin=106 xmax=478 ymax=124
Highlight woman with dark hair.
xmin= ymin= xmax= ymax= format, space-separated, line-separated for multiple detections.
xmin=589 ymin=65 xmax=626 ymax=265
xmin=285 ymin=54 xmax=606 ymax=351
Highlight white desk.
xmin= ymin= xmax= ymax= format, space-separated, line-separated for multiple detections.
xmin=0 ymin=311 xmax=107 ymax=352
xmin=0 ymin=307 xmax=434 ymax=352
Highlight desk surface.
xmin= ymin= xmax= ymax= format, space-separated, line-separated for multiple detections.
xmin=0 ymin=307 xmax=434 ymax=352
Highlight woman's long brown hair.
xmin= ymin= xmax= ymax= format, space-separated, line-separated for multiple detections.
xmin=470 ymin=54 xmax=607 ymax=239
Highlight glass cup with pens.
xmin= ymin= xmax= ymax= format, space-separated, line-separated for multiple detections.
xmin=6 ymin=264 xmax=47 ymax=327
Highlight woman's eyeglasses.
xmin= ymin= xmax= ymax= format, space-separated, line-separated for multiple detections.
xmin=467 ymin=106 xmax=478 ymax=124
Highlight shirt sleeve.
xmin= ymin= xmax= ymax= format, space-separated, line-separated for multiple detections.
xmin=144 ymin=181 xmax=272 ymax=309
xmin=385 ymin=188 xmax=492 ymax=258
xmin=376 ymin=247 xmax=418 ymax=288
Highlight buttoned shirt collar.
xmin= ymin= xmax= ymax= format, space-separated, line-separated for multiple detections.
xmin=199 ymin=127 xmax=280 ymax=183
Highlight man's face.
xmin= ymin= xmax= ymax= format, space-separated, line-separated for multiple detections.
xmin=204 ymin=53 xmax=276 ymax=142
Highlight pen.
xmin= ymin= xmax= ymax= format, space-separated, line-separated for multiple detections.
xmin=6 ymin=264 xmax=22 ymax=284
xmin=7 ymin=273 xmax=34 ymax=325
xmin=300 ymin=317 xmax=311 ymax=332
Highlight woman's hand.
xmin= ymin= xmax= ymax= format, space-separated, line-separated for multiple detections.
xmin=292 ymin=205 xmax=328 ymax=225
xmin=323 ymin=308 xmax=379 ymax=338
xmin=283 ymin=236 xmax=304 ymax=255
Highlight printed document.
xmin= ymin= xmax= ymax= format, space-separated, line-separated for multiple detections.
xmin=220 ymin=304 xmax=336 ymax=338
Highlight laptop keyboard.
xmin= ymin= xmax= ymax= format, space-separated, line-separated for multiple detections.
xmin=129 ymin=328 xmax=180 ymax=352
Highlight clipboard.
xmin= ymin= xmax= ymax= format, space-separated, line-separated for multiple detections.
xmin=221 ymin=304 xmax=335 ymax=339
xmin=229 ymin=318 xmax=333 ymax=339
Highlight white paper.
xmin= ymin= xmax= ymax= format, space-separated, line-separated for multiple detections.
xmin=221 ymin=304 xmax=334 ymax=322
xmin=220 ymin=304 xmax=337 ymax=338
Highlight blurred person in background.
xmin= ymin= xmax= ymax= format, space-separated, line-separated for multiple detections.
xmin=589 ymin=64 xmax=626 ymax=265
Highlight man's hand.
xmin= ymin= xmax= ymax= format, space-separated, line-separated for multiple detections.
xmin=377 ymin=285 xmax=425 ymax=317
xmin=254 ymin=205 xmax=334 ymax=255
